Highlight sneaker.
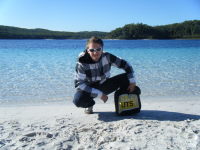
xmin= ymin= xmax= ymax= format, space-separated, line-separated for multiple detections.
xmin=84 ymin=106 xmax=93 ymax=114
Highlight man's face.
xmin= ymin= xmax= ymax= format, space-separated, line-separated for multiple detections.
xmin=87 ymin=42 xmax=103 ymax=62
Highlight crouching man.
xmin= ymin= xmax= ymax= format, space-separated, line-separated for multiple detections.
xmin=73 ymin=36 xmax=137 ymax=114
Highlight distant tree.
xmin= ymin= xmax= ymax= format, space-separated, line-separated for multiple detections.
xmin=108 ymin=20 xmax=200 ymax=39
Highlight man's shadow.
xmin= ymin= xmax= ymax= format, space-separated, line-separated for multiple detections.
xmin=94 ymin=110 xmax=200 ymax=122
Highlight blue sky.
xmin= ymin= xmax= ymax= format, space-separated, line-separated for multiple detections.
xmin=0 ymin=0 xmax=199 ymax=32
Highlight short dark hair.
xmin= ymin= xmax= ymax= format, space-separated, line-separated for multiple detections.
xmin=86 ymin=36 xmax=104 ymax=49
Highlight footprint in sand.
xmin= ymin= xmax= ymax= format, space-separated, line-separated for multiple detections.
xmin=79 ymin=128 xmax=97 ymax=134
xmin=23 ymin=132 xmax=53 ymax=138
xmin=0 ymin=141 xmax=5 ymax=148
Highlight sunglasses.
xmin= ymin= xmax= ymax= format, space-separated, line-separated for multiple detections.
xmin=88 ymin=47 xmax=102 ymax=52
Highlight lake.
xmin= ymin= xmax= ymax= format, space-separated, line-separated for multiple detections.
xmin=0 ymin=39 xmax=200 ymax=105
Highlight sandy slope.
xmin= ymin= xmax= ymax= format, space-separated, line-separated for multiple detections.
xmin=0 ymin=97 xmax=200 ymax=150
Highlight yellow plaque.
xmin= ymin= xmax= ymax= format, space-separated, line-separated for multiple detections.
xmin=118 ymin=94 xmax=139 ymax=113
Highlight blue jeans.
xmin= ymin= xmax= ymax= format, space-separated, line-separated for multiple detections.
xmin=73 ymin=73 xmax=131 ymax=108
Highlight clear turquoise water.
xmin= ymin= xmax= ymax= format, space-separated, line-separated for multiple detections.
xmin=0 ymin=40 xmax=200 ymax=105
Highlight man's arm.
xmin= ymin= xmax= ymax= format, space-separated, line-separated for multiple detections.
xmin=75 ymin=62 xmax=103 ymax=98
xmin=109 ymin=53 xmax=136 ymax=84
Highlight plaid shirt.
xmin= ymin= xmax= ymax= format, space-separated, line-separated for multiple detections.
xmin=75 ymin=51 xmax=136 ymax=98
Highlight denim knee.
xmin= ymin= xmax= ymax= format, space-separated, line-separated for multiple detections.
xmin=73 ymin=90 xmax=95 ymax=108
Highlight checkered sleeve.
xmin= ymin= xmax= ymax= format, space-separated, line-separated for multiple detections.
xmin=109 ymin=53 xmax=136 ymax=83
xmin=75 ymin=62 xmax=103 ymax=98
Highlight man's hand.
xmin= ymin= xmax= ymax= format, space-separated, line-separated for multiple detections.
xmin=127 ymin=83 xmax=136 ymax=92
xmin=101 ymin=94 xmax=108 ymax=103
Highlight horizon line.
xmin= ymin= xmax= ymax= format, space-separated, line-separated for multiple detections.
xmin=0 ymin=19 xmax=199 ymax=33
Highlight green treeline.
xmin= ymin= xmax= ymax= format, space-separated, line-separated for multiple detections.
xmin=0 ymin=27 xmax=107 ymax=39
xmin=107 ymin=20 xmax=200 ymax=39
xmin=0 ymin=20 xmax=200 ymax=39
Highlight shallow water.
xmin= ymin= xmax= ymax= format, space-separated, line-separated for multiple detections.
xmin=0 ymin=39 xmax=200 ymax=105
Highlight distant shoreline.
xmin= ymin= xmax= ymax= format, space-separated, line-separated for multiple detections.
xmin=1 ymin=20 xmax=200 ymax=40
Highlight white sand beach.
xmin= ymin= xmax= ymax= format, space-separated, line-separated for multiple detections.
xmin=0 ymin=97 xmax=200 ymax=150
